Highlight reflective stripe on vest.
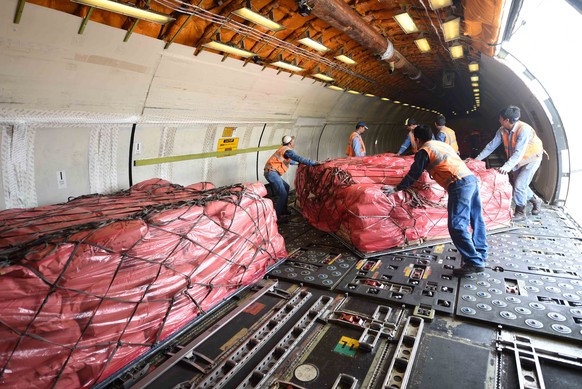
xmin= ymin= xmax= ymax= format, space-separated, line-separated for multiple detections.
xmin=265 ymin=146 xmax=291 ymax=175
xmin=422 ymin=140 xmax=472 ymax=189
xmin=346 ymin=132 xmax=366 ymax=156
xmin=439 ymin=126 xmax=459 ymax=153
xmin=501 ymin=121 xmax=543 ymax=168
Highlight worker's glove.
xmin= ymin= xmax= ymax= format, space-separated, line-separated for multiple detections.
xmin=498 ymin=165 xmax=511 ymax=175
xmin=381 ymin=185 xmax=396 ymax=195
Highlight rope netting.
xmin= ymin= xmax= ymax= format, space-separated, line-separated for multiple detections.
xmin=0 ymin=179 xmax=286 ymax=388
xmin=295 ymin=154 xmax=513 ymax=253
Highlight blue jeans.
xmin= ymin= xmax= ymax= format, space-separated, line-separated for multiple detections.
xmin=264 ymin=170 xmax=289 ymax=217
xmin=447 ymin=175 xmax=488 ymax=267
xmin=511 ymin=159 xmax=541 ymax=206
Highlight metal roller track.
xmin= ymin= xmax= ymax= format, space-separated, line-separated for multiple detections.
xmin=235 ymin=295 xmax=334 ymax=388
xmin=193 ymin=289 xmax=314 ymax=388
xmin=380 ymin=316 xmax=424 ymax=389
xmin=131 ymin=280 xmax=279 ymax=389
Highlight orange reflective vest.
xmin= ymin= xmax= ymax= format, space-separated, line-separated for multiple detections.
xmin=346 ymin=132 xmax=366 ymax=156
xmin=438 ymin=126 xmax=459 ymax=154
xmin=501 ymin=121 xmax=543 ymax=168
xmin=421 ymin=140 xmax=472 ymax=189
xmin=409 ymin=131 xmax=418 ymax=153
xmin=265 ymin=145 xmax=292 ymax=175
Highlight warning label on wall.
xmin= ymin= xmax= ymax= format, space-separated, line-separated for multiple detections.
xmin=217 ymin=137 xmax=239 ymax=153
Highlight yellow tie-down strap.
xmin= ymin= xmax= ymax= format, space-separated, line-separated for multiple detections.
xmin=134 ymin=144 xmax=280 ymax=166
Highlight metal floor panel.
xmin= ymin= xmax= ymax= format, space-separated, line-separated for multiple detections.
xmin=335 ymin=244 xmax=461 ymax=314
xmin=455 ymin=269 xmax=582 ymax=342
xmin=122 ymin=205 xmax=582 ymax=389
xmin=487 ymin=233 xmax=582 ymax=278
xmin=509 ymin=206 xmax=582 ymax=239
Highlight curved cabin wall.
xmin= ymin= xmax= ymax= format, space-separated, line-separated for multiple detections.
xmin=0 ymin=0 xmax=558 ymax=210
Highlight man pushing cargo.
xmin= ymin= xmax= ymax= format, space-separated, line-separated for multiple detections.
xmin=384 ymin=124 xmax=488 ymax=276
xmin=264 ymin=135 xmax=319 ymax=222
xmin=474 ymin=105 xmax=544 ymax=220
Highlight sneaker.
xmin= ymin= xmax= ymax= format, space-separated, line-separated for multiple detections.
xmin=453 ymin=264 xmax=485 ymax=277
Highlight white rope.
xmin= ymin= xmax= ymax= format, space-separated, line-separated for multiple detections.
xmin=1 ymin=125 xmax=37 ymax=208
xmin=89 ymin=125 xmax=119 ymax=194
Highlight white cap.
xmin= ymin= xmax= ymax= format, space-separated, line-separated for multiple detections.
xmin=282 ymin=135 xmax=294 ymax=144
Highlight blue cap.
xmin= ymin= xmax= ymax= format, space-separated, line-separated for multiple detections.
xmin=356 ymin=121 xmax=368 ymax=128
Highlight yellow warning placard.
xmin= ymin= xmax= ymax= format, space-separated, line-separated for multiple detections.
xmin=217 ymin=137 xmax=239 ymax=153
xmin=222 ymin=127 xmax=236 ymax=137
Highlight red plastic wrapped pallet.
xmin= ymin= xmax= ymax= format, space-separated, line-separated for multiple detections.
xmin=295 ymin=154 xmax=512 ymax=253
xmin=0 ymin=179 xmax=286 ymax=388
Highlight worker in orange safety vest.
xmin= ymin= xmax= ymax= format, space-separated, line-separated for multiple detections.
xmin=384 ymin=124 xmax=488 ymax=277
xmin=434 ymin=115 xmax=459 ymax=155
xmin=264 ymin=135 xmax=319 ymax=221
xmin=475 ymin=105 xmax=544 ymax=220
xmin=346 ymin=121 xmax=367 ymax=156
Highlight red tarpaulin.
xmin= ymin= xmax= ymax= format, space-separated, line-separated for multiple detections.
xmin=295 ymin=154 xmax=512 ymax=253
xmin=0 ymin=179 xmax=286 ymax=388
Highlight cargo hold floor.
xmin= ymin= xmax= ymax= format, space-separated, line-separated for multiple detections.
xmin=116 ymin=204 xmax=582 ymax=389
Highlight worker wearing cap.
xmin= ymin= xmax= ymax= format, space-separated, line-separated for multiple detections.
xmin=384 ymin=124 xmax=488 ymax=277
xmin=397 ymin=118 xmax=434 ymax=155
xmin=346 ymin=122 xmax=367 ymax=156
xmin=475 ymin=105 xmax=544 ymax=220
xmin=434 ymin=115 xmax=459 ymax=155
xmin=264 ymin=135 xmax=319 ymax=220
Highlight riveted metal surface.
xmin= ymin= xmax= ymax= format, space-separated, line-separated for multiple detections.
xmin=486 ymin=233 xmax=582 ymax=278
xmin=455 ymin=269 xmax=582 ymax=342
xmin=335 ymin=243 xmax=462 ymax=314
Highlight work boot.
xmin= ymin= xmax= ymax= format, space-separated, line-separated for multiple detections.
xmin=513 ymin=205 xmax=526 ymax=221
xmin=453 ymin=264 xmax=485 ymax=277
xmin=529 ymin=195 xmax=542 ymax=215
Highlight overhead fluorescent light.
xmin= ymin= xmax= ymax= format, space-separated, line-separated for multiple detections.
xmin=415 ymin=38 xmax=431 ymax=53
xmin=381 ymin=97 xmax=390 ymax=101
xmin=394 ymin=12 xmax=419 ymax=34
xmin=442 ymin=17 xmax=460 ymax=41
xmin=470 ymin=75 xmax=479 ymax=82
xmin=232 ymin=7 xmax=285 ymax=31
xmin=450 ymin=44 xmax=463 ymax=59
xmin=71 ymin=0 xmax=173 ymax=24
xmin=473 ymin=88 xmax=479 ymax=92
xmin=403 ymin=103 xmax=410 ymax=106
xmin=327 ymin=85 xmax=344 ymax=91
xmin=347 ymin=90 xmax=361 ymax=95
xmin=202 ymin=41 xmax=256 ymax=58
xmin=471 ymin=82 xmax=478 ymax=87
xmin=335 ymin=54 xmax=356 ymax=65
xmin=428 ymin=0 xmax=453 ymax=10
xmin=313 ymin=72 xmax=334 ymax=82
xmin=364 ymin=93 xmax=375 ymax=97
xmin=298 ymin=36 xmax=329 ymax=53
xmin=393 ymin=100 xmax=401 ymax=104
xmin=469 ymin=62 xmax=479 ymax=72
xmin=271 ymin=60 xmax=303 ymax=72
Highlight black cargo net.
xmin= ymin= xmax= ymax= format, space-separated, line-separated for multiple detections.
xmin=0 ymin=179 xmax=286 ymax=388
